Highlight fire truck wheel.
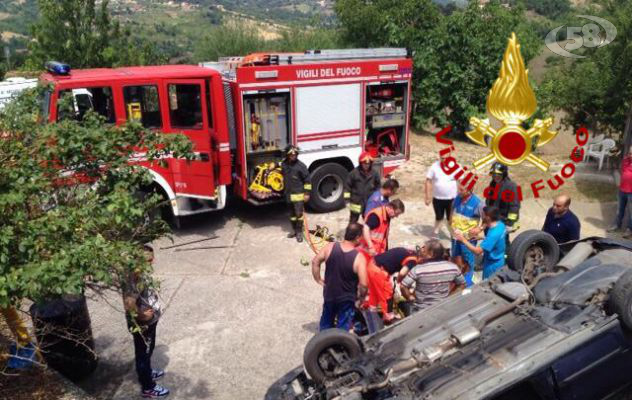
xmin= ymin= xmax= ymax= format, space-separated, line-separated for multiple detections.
xmin=135 ymin=187 xmax=173 ymax=227
xmin=309 ymin=163 xmax=348 ymax=213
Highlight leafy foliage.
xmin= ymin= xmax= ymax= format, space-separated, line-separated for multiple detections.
xmin=537 ymin=1 xmax=632 ymax=150
xmin=194 ymin=23 xmax=342 ymax=61
xmin=194 ymin=23 xmax=267 ymax=62
xmin=524 ymin=0 xmax=571 ymax=19
xmin=25 ymin=0 xmax=165 ymax=70
xmin=0 ymin=88 xmax=192 ymax=307
xmin=335 ymin=0 xmax=541 ymax=134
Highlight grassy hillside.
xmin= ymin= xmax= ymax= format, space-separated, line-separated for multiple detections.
xmin=0 ymin=0 xmax=335 ymax=65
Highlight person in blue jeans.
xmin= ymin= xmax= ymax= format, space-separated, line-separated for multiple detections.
xmin=450 ymin=184 xmax=484 ymax=286
xmin=454 ymin=206 xmax=506 ymax=280
xmin=311 ymin=223 xmax=368 ymax=331
xmin=123 ymin=245 xmax=169 ymax=398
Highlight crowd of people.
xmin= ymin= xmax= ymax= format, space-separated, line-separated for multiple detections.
xmin=125 ymin=145 xmax=632 ymax=397
xmin=305 ymin=150 xmax=594 ymax=336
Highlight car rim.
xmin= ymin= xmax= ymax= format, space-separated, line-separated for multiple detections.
xmin=523 ymin=244 xmax=546 ymax=284
xmin=317 ymin=174 xmax=343 ymax=204
xmin=317 ymin=345 xmax=351 ymax=377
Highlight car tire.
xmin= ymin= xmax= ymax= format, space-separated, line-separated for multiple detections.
xmin=308 ymin=163 xmax=348 ymax=213
xmin=507 ymin=230 xmax=559 ymax=284
xmin=611 ymin=269 xmax=632 ymax=331
xmin=303 ymin=328 xmax=362 ymax=384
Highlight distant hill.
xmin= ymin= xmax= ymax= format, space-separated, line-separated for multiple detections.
xmin=0 ymin=0 xmax=333 ymax=50
xmin=0 ymin=0 xmax=336 ymax=65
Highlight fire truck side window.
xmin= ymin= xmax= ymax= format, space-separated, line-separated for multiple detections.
xmin=56 ymin=87 xmax=115 ymax=123
xmin=168 ymin=84 xmax=203 ymax=130
xmin=123 ymin=85 xmax=162 ymax=128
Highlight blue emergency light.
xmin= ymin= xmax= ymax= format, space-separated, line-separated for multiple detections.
xmin=45 ymin=61 xmax=71 ymax=75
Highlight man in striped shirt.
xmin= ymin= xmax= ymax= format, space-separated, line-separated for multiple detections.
xmin=400 ymin=239 xmax=465 ymax=313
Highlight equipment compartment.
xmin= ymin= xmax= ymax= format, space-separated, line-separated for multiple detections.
xmin=364 ymin=82 xmax=408 ymax=159
xmin=243 ymin=90 xmax=290 ymax=154
xmin=242 ymin=90 xmax=291 ymax=202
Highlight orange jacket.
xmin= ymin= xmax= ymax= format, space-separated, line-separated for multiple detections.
xmin=362 ymin=205 xmax=390 ymax=254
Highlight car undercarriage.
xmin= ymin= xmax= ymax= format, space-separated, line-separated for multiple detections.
xmin=266 ymin=234 xmax=632 ymax=400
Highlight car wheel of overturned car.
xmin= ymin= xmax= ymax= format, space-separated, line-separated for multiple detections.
xmin=303 ymin=328 xmax=362 ymax=384
xmin=611 ymin=269 xmax=632 ymax=331
xmin=308 ymin=163 xmax=348 ymax=213
xmin=508 ymin=230 xmax=560 ymax=284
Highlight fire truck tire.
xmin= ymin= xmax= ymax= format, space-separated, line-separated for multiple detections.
xmin=308 ymin=163 xmax=348 ymax=213
xmin=136 ymin=186 xmax=173 ymax=226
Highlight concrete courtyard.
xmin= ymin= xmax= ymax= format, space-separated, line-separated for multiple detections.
xmin=76 ymin=192 xmax=621 ymax=400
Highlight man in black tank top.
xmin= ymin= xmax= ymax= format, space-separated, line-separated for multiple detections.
xmin=312 ymin=223 xmax=368 ymax=331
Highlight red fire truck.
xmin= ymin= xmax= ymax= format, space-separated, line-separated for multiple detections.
xmin=41 ymin=49 xmax=413 ymax=221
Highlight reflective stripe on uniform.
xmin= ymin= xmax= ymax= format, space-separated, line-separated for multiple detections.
xmin=349 ymin=203 xmax=362 ymax=213
xmin=290 ymin=217 xmax=297 ymax=221
xmin=362 ymin=206 xmax=390 ymax=254
xmin=290 ymin=193 xmax=305 ymax=202
xmin=344 ymin=192 xmax=351 ymax=199
xmin=296 ymin=216 xmax=304 ymax=221
xmin=304 ymin=184 xmax=312 ymax=191
xmin=507 ymin=213 xmax=518 ymax=221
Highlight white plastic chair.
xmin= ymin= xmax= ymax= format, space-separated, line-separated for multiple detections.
xmin=582 ymin=133 xmax=604 ymax=162
xmin=584 ymin=138 xmax=616 ymax=170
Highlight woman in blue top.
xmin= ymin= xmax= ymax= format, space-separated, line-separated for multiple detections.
xmin=454 ymin=206 xmax=506 ymax=280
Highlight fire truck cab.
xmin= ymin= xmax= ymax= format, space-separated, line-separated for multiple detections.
xmin=41 ymin=49 xmax=413 ymax=220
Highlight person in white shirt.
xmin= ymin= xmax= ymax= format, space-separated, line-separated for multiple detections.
xmin=425 ymin=156 xmax=457 ymax=235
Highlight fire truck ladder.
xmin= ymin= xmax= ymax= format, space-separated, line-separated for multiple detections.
xmin=200 ymin=48 xmax=408 ymax=79
xmin=275 ymin=48 xmax=408 ymax=64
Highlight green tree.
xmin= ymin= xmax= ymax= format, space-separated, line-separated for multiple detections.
xmin=0 ymin=87 xmax=192 ymax=308
xmin=334 ymin=0 xmax=541 ymax=134
xmin=26 ymin=0 xmax=164 ymax=70
xmin=194 ymin=23 xmax=267 ymax=62
xmin=334 ymin=0 xmax=390 ymax=47
xmin=428 ymin=2 xmax=541 ymax=133
xmin=509 ymin=0 xmax=571 ymax=19
xmin=537 ymin=1 xmax=632 ymax=152
xmin=273 ymin=27 xmax=343 ymax=53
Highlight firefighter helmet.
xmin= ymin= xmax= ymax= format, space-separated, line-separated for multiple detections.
xmin=285 ymin=145 xmax=300 ymax=157
xmin=490 ymin=162 xmax=508 ymax=178
xmin=359 ymin=151 xmax=373 ymax=164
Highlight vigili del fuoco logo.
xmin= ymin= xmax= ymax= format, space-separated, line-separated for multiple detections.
xmin=436 ymin=33 xmax=590 ymax=202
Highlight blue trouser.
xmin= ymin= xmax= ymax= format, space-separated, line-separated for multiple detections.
xmin=451 ymin=239 xmax=476 ymax=287
xmin=615 ymin=191 xmax=632 ymax=230
xmin=132 ymin=322 xmax=157 ymax=391
xmin=319 ymin=300 xmax=355 ymax=331
xmin=483 ymin=261 xmax=505 ymax=280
